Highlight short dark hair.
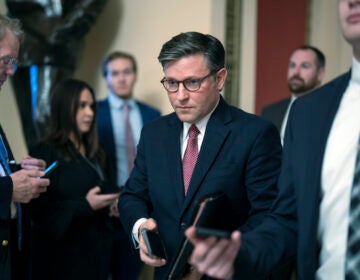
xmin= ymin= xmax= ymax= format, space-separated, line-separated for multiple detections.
xmin=46 ymin=79 xmax=100 ymax=160
xmin=294 ymin=45 xmax=326 ymax=69
xmin=101 ymin=51 xmax=137 ymax=77
xmin=0 ymin=14 xmax=23 ymax=42
xmin=158 ymin=31 xmax=225 ymax=72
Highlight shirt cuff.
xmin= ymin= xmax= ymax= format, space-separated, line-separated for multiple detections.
xmin=132 ymin=218 xmax=148 ymax=247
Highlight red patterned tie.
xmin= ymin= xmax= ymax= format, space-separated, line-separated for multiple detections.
xmin=183 ymin=125 xmax=200 ymax=194
xmin=123 ymin=103 xmax=136 ymax=175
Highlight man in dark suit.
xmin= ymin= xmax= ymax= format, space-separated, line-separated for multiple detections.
xmin=261 ymin=45 xmax=325 ymax=144
xmin=97 ymin=51 xmax=161 ymax=280
xmin=118 ymin=31 xmax=282 ymax=279
xmin=185 ymin=1 xmax=360 ymax=279
xmin=0 ymin=14 xmax=50 ymax=280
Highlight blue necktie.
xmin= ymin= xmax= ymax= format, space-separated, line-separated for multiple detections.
xmin=0 ymin=136 xmax=22 ymax=251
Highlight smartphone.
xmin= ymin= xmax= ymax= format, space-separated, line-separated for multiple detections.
xmin=193 ymin=193 xmax=236 ymax=239
xmin=42 ymin=161 xmax=58 ymax=178
xmin=141 ymin=229 xmax=167 ymax=259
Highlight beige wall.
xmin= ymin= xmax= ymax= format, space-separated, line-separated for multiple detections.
xmin=239 ymin=0 xmax=257 ymax=113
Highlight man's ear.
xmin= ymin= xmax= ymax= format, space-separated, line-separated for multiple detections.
xmin=216 ymin=68 xmax=228 ymax=91
xmin=317 ymin=67 xmax=325 ymax=85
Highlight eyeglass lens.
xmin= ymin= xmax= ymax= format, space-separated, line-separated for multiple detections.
xmin=0 ymin=55 xmax=18 ymax=69
xmin=161 ymin=71 xmax=215 ymax=93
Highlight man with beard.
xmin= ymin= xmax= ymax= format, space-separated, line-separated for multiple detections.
xmin=261 ymin=46 xmax=325 ymax=145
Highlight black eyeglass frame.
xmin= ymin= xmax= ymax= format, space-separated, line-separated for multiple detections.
xmin=160 ymin=69 xmax=220 ymax=93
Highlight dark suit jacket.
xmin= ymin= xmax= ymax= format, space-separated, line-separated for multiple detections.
xmin=96 ymin=98 xmax=161 ymax=187
xmin=0 ymin=126 xmax=16 ymax=280
xmin=118 ymin=96 xmax=282 ymax=279
xmin=29 ymin=141 xmax=114 ymax=280
xmin=261 ymin=98 xmax=291 ymax=132
xmin=238 ymin=72 xmax=351 ymax=280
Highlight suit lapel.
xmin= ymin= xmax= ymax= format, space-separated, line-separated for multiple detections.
xmin=164 ymin=115 xmax=184 ymax=207
xmin=274 ymin=98 xmax=291 ymax=131
xmin=302 ymin=72 xmax=351 ymax=240
xmin=0 ymin=125 xmax=15 ymax=162
xmin=308 ymin=72 xmax=350 ymax=192
xmin=99 ymin=100 xmax=116 ymax=160
xmin=137 ymin=101 xmax=146 ymax=125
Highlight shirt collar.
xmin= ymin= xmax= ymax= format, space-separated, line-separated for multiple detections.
xmin=108 ymin=92 xmax=136 ymax=109
xmin=351 ymin=57 xmax=360 ymax=85
xmin=290 ymin=94 xmax=298 ymax=102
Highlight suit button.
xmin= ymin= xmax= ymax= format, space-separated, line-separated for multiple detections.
xmin=180 ymin=223 xmax=187 ymax=230
xmin=1 ymin=240 xmax=8 ymax=246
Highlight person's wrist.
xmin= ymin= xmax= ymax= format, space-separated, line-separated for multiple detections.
xmin=132 ymin=218 xmax=148 ymax=243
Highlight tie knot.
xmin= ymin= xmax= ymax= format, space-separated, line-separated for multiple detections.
xmin=188 ymin=125 xmax=199 ymax=139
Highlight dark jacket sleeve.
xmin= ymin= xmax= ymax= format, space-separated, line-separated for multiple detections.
xmin=0 ymin=176 xmax=13 ymax=221
xmin=234 ymin=119 xmax=298 ymax=279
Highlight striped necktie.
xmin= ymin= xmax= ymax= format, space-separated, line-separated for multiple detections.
xmin=345 ymin=135 xmax=360 ymax=279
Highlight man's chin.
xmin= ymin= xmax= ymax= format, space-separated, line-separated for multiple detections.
xmin=115 ymin=92 xmax=131 ymax=99
xmin=176 ymin=113 xmax=195 ymax=123
xmin=288 ymin=85 xmax=305 ymax=94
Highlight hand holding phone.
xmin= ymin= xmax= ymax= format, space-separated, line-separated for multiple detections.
xmin=41 ymin=161 xmax=58 ymax=178
xmin=141 ymin=229 xmax=167 ymax=260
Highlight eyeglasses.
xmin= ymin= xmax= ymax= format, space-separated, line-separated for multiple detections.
xmin=0 ymin=55 xmax=18 ymax=70
xmin=160 ymin=70 xmax=218 ymax=93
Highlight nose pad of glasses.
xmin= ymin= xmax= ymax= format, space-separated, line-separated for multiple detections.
xmin=177 ymin=83 xmax=190 ymax=97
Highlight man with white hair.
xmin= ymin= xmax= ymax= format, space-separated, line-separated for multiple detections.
xmin=0 ymin=15 xmax=49 ymax=280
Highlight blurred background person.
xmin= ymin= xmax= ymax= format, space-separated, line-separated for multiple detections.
xmin=0 ymin=14 xmax=50 ymax=280
xmin=28 ymin=79 xmax=119 ymax=280
xmin=97 ymin=51 xmax=161 ymax=280
xmin=261 ymin=45 xmax=325 ymax=144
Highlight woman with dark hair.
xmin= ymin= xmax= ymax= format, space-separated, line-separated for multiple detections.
xmin=28 ymin=79 xmax=119 ymax=280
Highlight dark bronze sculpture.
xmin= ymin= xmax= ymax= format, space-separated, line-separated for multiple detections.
xmin=6 ymin=0 xmax=108 ymax=147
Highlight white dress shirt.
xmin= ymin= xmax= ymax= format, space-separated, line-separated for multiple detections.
xmin=108 ymin=92 xmax=143 ymax=186
xmin=317 ymin=57 xmax=360 ymax=280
